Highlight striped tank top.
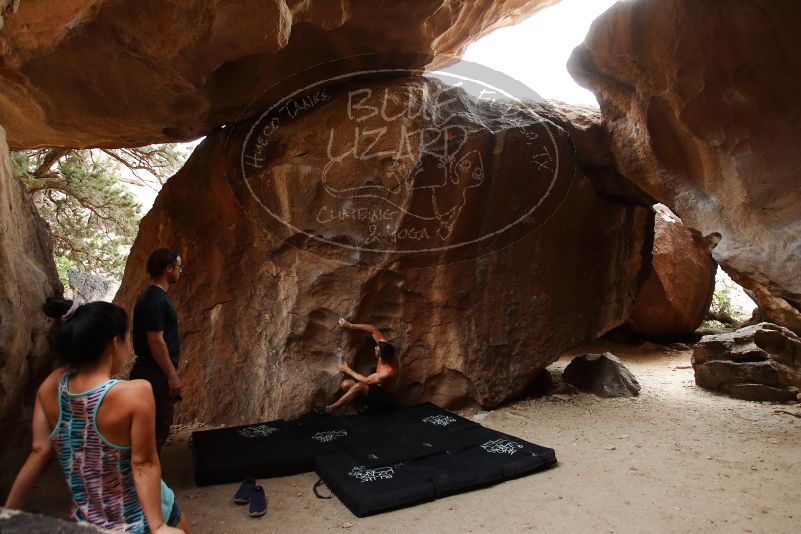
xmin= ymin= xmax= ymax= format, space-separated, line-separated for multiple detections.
xmin=50 ymin=371 xmax=174 ymax=533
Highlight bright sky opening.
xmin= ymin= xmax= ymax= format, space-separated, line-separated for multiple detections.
xmin=462 ymin=0 xmax=620 ymax=107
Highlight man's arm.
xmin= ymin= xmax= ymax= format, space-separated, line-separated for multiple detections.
xmin=4 ymin=392 xmax=54 ymax=509
xmin=338 ymin=318 xmax=386 ymax=343
xmin=146 ymin=331 xmax=181 ymax=398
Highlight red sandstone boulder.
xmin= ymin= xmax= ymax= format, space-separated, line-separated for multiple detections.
xmin=568 ymin=0 xmax=801 ymax=335
xmin=0 ymin=126 xmax=61 ymax=493
xmin=114 ymin=77 xmax=652 ymax=425
xmin=0 ymin=0 xmax=557 ymax=148
xmin=625 ymin=204 xmax=716 ymax=338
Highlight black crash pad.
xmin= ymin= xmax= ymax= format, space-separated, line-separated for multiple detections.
xmin=341 ymin=422 xmax=486 ymax=468
xmin=351 ymin=402 xmax=480 ymax=433
xmin=288 ymin=414 xmax=354 ymax=456
xmin=192 ymin=403 xmax=558 ymax=514
xmin=434 ymin=427 xmax=557 ymax=479
xmin=314 ymin=452 xmax=435 ymax=517
xmin=316 ymin=427 xmax=558 ymax=514
xmin=191 ymin=419 xmax=311 ymax=486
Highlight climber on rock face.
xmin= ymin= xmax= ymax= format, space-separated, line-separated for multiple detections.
xmin=313 ymin=318 xmax=398 ymax=415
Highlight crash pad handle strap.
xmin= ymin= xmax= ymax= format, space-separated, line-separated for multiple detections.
xmin=313 ymin=478 xmax=333 ymax=499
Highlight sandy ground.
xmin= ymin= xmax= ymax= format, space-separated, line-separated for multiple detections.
xmin=24 ymin=341 xmax=801 ymax=534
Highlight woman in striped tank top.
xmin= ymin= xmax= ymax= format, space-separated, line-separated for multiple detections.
xmin=5 ymin=298 xmax=190 ymax=533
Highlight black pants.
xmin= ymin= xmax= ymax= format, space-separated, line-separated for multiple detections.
xmin=362 ymin=384 xmax=395 ymax=413
xmin=129 ymin=359 xmax=175 ymax=454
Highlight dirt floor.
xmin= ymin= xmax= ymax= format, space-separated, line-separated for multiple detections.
xmin=24 ymin=341 xmax=801 ymax=533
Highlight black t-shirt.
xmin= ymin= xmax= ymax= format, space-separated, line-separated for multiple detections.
xmin=132 ymin=285 xmax=180 ymax=366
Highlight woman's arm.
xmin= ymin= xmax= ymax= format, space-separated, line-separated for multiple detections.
xmin=4 ymin=393 xmax=54 ymax=509
xmin=128 ymin=380 xmax=173 ymax=532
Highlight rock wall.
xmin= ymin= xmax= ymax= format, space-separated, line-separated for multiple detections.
xmin=116 ymin=78 xmax=652 ymax=423
xmin=0 ymin=0 xmax=557 ymax=148
xmin=568 ymin=0 xmax=801 ymax=334
xmin=115 ymin=78 xmax=653 ymax=425
xmin=625 ymin=204 xmax=716 ymax=338
xmin=0 ymin=126 xmax=61 ymax=494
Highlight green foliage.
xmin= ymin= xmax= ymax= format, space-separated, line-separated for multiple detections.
xmin=10 ymin=151 xmax=27 ymax=177
xmin=54 ymin=256 xmax=75 ymax=288
xmin=13 ymin=145 xmax=188 ymax=280
xmin=702 ymin=275 xmax=743 ymax=329
xmin=713 ymin=283 xmax=734 ymax=316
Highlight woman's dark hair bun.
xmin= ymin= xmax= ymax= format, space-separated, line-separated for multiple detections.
xmin=43 ymin=297 xmax=74 ymax=319
xmin=43 ymin=298 xmax=129 ymax=366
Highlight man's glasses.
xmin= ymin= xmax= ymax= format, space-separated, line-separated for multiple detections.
xmin=172 ymin=263 xmax=183 ymax=272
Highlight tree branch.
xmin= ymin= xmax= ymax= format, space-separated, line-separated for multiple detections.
xmin=29 ymin=178 xmax=113 ymax=222
xmin=705 ymin=309 xmax=739 ymax=326
xmin=33 ymin=148 xmax=70 ymax=179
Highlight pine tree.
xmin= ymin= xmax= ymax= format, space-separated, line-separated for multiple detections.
xmin=11 ymin=145 xmax=189 ymax=282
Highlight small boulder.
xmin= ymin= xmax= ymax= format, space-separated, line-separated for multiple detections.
xmin=563 ymin=353 xmax=641 ymax=398
xmin=692 ymin=322 xmax=801 ymax=402
xmin=526 ymin=368 xmax=579 ymax=397
xmin=67 ymin=269 xmax=118 ymax=302
xmin=624 ymin=205 xmax=716 ymax=338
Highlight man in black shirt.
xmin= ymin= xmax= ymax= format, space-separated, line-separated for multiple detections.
xmin=129 ymin=248 xmax=183 ymax=454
